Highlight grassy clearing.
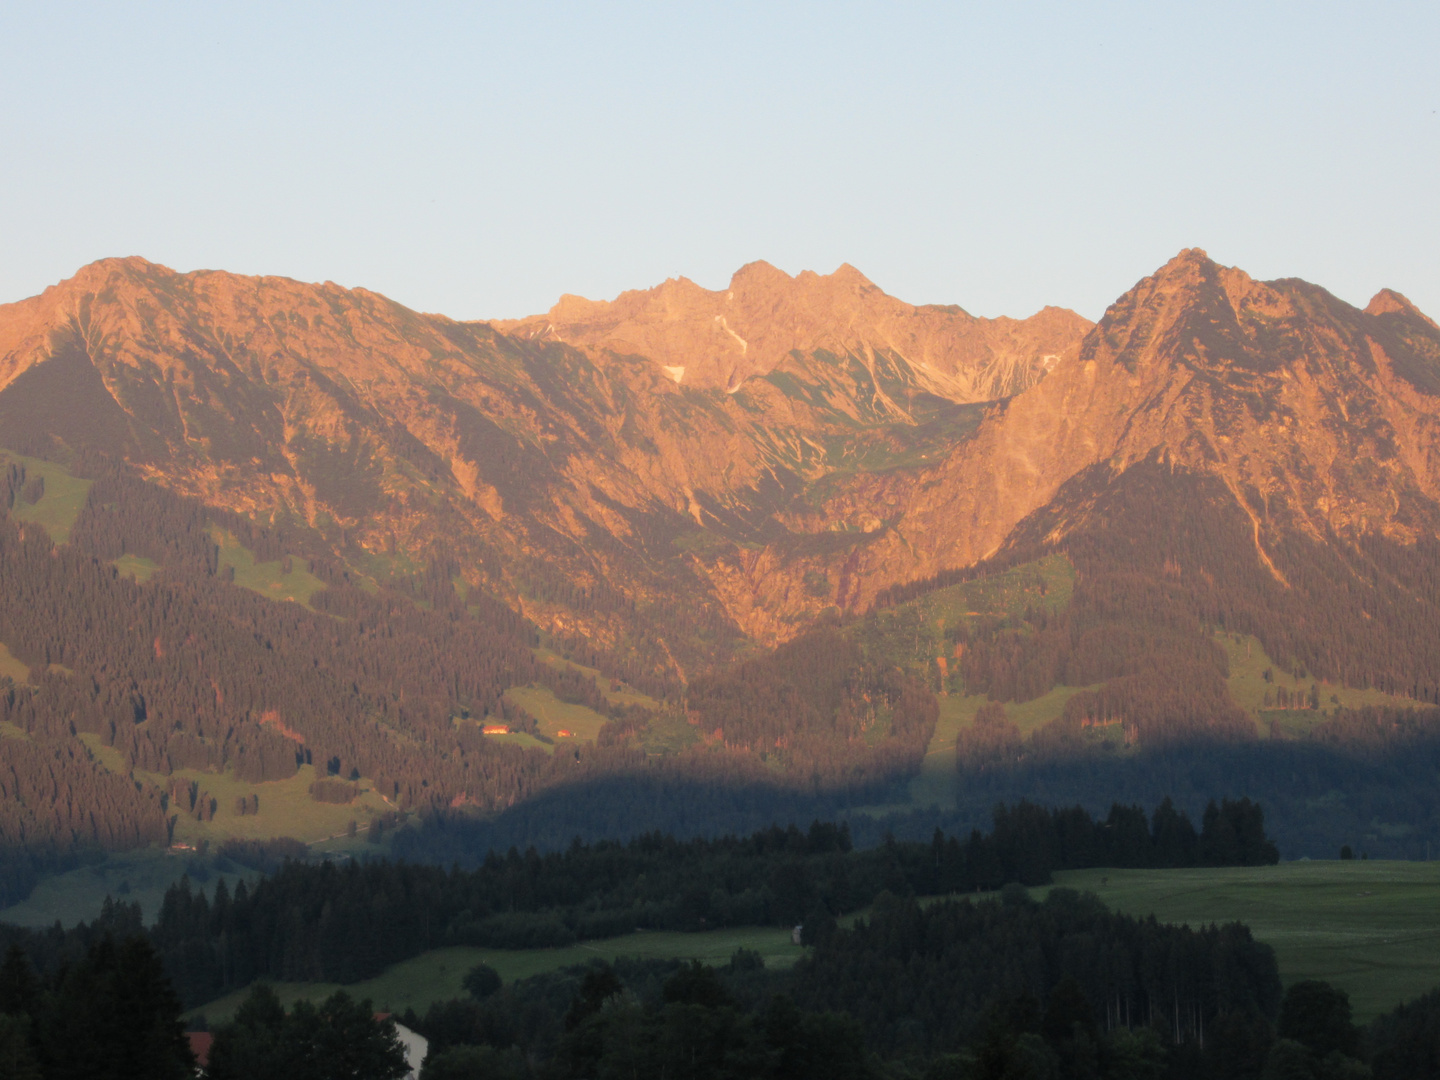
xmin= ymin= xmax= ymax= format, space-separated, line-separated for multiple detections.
xmin=0 ymin=848 xmax=261 ymax=929
xmin=850 ymin=554 xmax=1074 ymax=673
xmin=134 ymin=764 xmax=397 ymax=847
xmin=113 ymin=554 xmax=160 ymax=583
xmin=76 ymin=732 xmax=129 ymax=774
xmin=1218 ymin=633 xmax=1420 ymax=737
xmin=504 ymin=686 xmax=608 ymax=743
xmin=191 ymin=926 xmax=803 ymax=1022
xmin=1 ymin=451 xmax=93 ymax=544
xmin=1040 ymin=861 xmax=1440 ymax=1021
xmin=211 ymin=527 xmax=326 ymax=609
xmin=533 ymin=648 xmax=663 ymax=711
xmin=860 ymin=685 xmax=1095 ymax=816
xmin=0 ymin=643 xmax=29 ymax=684
xmin=639 ymin=711 xmax=701 ymax=755
xmin=482 ymin=730 xmax=557 ymax=754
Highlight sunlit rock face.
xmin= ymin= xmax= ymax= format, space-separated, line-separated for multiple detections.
xmin=3 ymin=250 xmax=1438 ymax=669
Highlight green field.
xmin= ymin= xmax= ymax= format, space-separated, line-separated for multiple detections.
xmin=0 ymin=643 xmax=29 ymax=683
xmin=192 ymin=926 xmax=802 ymax=1022
xmin=211 ymin=527 xmax=326 ymax=608
xmin=134 ymin=763 xmax=399 ymax=848
xmin=77 ymin=732 xmax=129 ymax=774
xmin=533 ymin=648 xmax=663 ymax=712
xmin=0 ymin=847 xmax=260 ymax=929
xmin=113 ymin=554 xmax=161 ymax=583
xmin=1 ymin=451 xmax=93 ymax=544
xmin=1218 ymin=632 xmax=1420 ymax=737
xmin=850 ymin=554 xmax=1074 ymax=674
xmin=504 ymin=685 xmax=609 ymax=744
xmin=1042 ymin=861 xmax=1440 ymax=1021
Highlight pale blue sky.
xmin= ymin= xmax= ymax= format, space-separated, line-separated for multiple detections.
xmin=2 ymin=2 xmax=1436 ymax=323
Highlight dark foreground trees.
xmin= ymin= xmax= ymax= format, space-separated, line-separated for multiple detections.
xmin=207 ymin=984 xmax=409 ymax=1080
xmin=0 ymin=936 xmax=193 ymax=1080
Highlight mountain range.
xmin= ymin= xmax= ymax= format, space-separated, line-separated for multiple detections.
xmin=2 ymin=247 xmax=1440 ymax=887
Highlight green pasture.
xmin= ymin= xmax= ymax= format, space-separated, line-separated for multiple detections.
xmin=849 ymin=554 xmax=1074 ymax=673
xmin=860 ymin=683 xmax=1094 ymax=816
xmin=533 ymin=648 xmax=663 ymax=711
xmin=1218 ymin=632 xmax=1420 ymax=737
xmin=211 ymin=526 xmax=326 ymax=608
xmin=113 ymin=554 xmax=160 ymax=583
xmin=638 ymin=710 xmax=701 ymax=755
xmin=504 ymin=685 xmax=609 ymax=744
xmin=0 ymin=848 xmax=260 ymax=929
xmin=0 ymin=641 xmax=74 ymax=684
xmin=1 ymin=451 xmax=93 ymax=544
xmin=135 ymin=763 xmax=397 ymax=847
xmin=77 ymin=732 xmax=129 ymax=774
xmin=0 ymin=643 xmax=29 ymax=683
xmin=185 ymin=861 xmax=1440 ymax=1026
xmin=1042 ymin=860 xmax=1440 ymax=1021
xmin=479 ymin=729 xmax=556 ymax=754
xmin=191 ymin=926 xmax=803 ymax=1023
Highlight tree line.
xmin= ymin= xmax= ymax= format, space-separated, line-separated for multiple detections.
xmin=0 ymin=798 xmax=1274 ymax=1010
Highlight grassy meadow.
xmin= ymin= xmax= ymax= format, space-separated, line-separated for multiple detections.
xmin=1216 ymin=632 xmax=1421 ymax=737
xmin=2 ymin=451 xmax=93 ymax=544
xmin=533 ymin=647 xmax=663 ymax=712
xmin=0 ymin=848 xmax=261 ymax=929
xmin=135 ymin=763 xmax=399 ymax=848
xmin=504 ymin=686 xmax=609 ymax=744
xmin=0 ymin=642 xmax=29 ymax=683
xmin=1042 ymin=860 xmax=1440 ymax=1021
xmin=192 ymin=926 xmax=803 ymax=1023
xmin=113 ymin=553 xmax=161 ymax=583
xmin=211 ymin=526 xmax=326 ymax=608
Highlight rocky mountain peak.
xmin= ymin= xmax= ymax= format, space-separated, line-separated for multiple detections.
xmin=493 ymin=262 xmax=1090 ymax=400
xmin=1366 ymin=287 xmax=1439 ymax=328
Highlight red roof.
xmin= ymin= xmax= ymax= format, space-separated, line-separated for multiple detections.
xmin=187 ymin=1031 xmax=214 ymax=1068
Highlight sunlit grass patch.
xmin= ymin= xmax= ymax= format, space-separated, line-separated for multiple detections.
xmin=0 ymin=643 xmax=30 ymax=684
xmin=134 ymin=763 xmax=396 ymax=846
xmin=2 ymin=450 xmax=93 ymax=544
xmin=505 ymin=685 xmax=608 ymax=742
xmin=1217 ymin=632 xmax=1419 ymax=735
xmin=211 ymin=527 xmax=326 ymax=609
xmin=113 ymin=554 xmax=160 ymax=583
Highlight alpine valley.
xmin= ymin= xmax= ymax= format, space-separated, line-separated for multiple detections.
xmin=3 ymin=248 xmax=1440 ymax=904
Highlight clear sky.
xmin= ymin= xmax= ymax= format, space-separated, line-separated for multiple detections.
xmin=2 ymin=2 xmax=1436 ymax=323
